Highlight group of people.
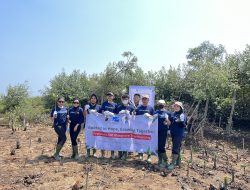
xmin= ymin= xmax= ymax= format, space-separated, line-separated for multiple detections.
xmin=50 ymin=92 xmax=187 ymax=171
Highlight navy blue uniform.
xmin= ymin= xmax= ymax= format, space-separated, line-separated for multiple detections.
xmin=50 ymin=107 xmax=68 ymax=146
xmin=116 ymin=104 xmax=134 ymax=114
xmin=135 ymin=105 xmax=154 ymax=115
xmin=101 ymin=101 xmax=117 ymax=113
xmin=155 ymin=110 xmax=172 ymax=153
xmin=169 ymin=111 xmax=187 ymax=154
xmin=69 ymin=107 xmax=84 ymax=146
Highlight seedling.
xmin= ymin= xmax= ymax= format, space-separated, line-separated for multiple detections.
xmin=190 ymin=145 xmax=193 ymax=163
xmin=236 ymin=148 xmax=239 ymax=161
xmin=224 ymin=176 xmax=228 ymax=190
xmin=187 ymin=160 xmax=191 ymax=177
xmin=16 ymin=140 xmax=20 ymax=149
xmin=10 ymin=148 xmax=15 ymax=155
xmin=38 ymin=137 xmax=42 ymax=143
xmin=242 ymin=138 xmax=245 ymax=151
xmin=213 ymin=154 xmax=217 ymax=169
xmin=241 ymin=164 xmax=247 ymax=175
xmin=203 ymin=160 xmax=206 ymax=175
xmin=231 ymin=168 xmax=235 ymax=183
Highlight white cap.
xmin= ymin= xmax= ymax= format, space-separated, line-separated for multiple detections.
xmin=142 ymin=94 xmax=149 ymax=99
xmin=157 ymin=100 xmax=166 ymax=105
xmin=173 ymin=101 xmax=184 ymax=110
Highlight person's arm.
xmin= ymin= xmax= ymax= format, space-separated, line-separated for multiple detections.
xmin=176 ymin=113 xmax=186 ymax=128
xmin=150 ymin=107 xmax=154 ymax=115
xmin=83 ymin=104 xmax=88 ymax=117
xmin=78 ymin=108 xmax=84 ymax=125
xmin=50 ymin=108 xmax=55 ymax=126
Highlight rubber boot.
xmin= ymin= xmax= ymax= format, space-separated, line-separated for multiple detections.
xmin=158 ymin=153 xmax=163 ymax=165
xmin=138 ymin=153 xmax=143 ymax=160
xmin=110 ymin=151 xmax=115 ymax=159
xmin=176 ymin=152 xmax=181 ymax=167
xmin=100 ymin=150 xmax=105 ymax=158
xmin=72 ymin=145 xmax=79 ymax=160
xmin=118 ymin=151 xmax=123 ymax=159
xmin=121 ymin=151 xmax=127 ymax=160
xmin=160 ymin=153 xmax=168 ymax=168
xmin=93 ymin=149 xmax=97 ymax=158
xmin=168 ymin=154 xmax=179 ymax=171
xmin=86 ymin=149 xmax=90 ymax=158
xmin=147 ymin=154 xmax=152 ymax=163
xmin=71 ymin=146 xmax=75 ymax=159
xmin=54 ymin=144 xmax=63 ymax=161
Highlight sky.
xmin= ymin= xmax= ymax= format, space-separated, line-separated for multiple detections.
xmin=1 ymin=0 xmax=250 ymax=96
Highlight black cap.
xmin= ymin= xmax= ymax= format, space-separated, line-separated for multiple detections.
xmin=106 ymin=92 xmax=114 ymax=96
xmin=134 ymin=93 xmax=141 ymax=98
xmin=121 ymin=94 xmax=129 ymax=99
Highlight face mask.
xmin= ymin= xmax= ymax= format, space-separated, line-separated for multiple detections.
xmin=159 ymin=105 xmax=164 ymax=109
xmin=122 ymin=100 xmax=129 ymax=105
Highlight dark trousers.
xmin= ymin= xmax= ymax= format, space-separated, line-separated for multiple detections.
xmin=171 ymin=134 xmax=183 ymax=154
xmin=158 ymin=130 xmax=168 ymax=153
xmin=69 ymin=123 xmax=81 ymax=146
xmin=54 ymin=124 xmax=67 ymax=146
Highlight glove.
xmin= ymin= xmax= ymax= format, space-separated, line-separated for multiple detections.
xmin=119 ymin=110 xmax=126 ymax=114
xmin=104 ymin=111 xmax=114 ymax=116
xmin=180 ymin=113 xmax=185 ymax=122
xmin=74 ymin=124 xmax=79 ymax=132
xmin=164 ymin=113 xmax=169 ymax=120
xmin=167 ymin=130 xmax=171 ymax=136
xmin=85 ymin=105 xmax=90 ymax=110
xmin=53 ymin=110 xmax=57 ymax=118
xmin=89 ymin=109 xmax=97 ymax=113
xmin=144 ymin=113 xmax=152 ymax=119
xmin=125 ymin=110 xmax=130 ymax=115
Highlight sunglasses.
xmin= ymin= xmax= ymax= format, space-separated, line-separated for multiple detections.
xmin=73 ymin=102 xmax=79 ymax=104
xmin=58 ymin=101 xmax=64 ymax=103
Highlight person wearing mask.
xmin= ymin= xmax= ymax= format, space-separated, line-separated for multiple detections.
xmin=168 ymin=101 xmax=187 ymax=171
xmin=50 ymin=97 xmax=68 ymax=161
xmin=154 ymin=100 xmax=171 ymax=167
xmin=135 ymin=94 xmax=154 ymax=162
xmin=100 ymin=92 xmax=117 ymax=159
xmin=116 ymin=94 xmax=134 ymax=160
xmin=84 ymin=94 xmax=101 ymax=158
xmin=68 ymin=98 xmax=84 ymax=160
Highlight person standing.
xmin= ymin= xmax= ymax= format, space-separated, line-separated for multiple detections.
xmin=116 ymin=94 xmax=134 ymax=160
xmin=154 ymin=100 xmax=171 ymax=167
xmin=168 ymin=101 xmax=187 ymax=171
xmin=133 ymin=93 xmax=141 ymax=109
xmin=50 ymin=97 xmax=68 ymax=161
xmin=100 ymin=92 xmax=117 ymax=159
xmin=84 ymin=94 xmax=101 ymax=158
xmin=68 ymin=98 xmax=84 ymax=160
xmin=135 ymin=94 xmax=154 ymax=162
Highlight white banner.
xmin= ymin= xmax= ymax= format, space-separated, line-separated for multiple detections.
xmin=85 ymin=113 xmax=158 ymax=155
xmin=129 ymin=86 xmax=155 ymax=107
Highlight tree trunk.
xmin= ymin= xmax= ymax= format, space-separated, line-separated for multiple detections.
xmin=201 ymin=98 xmax=209 ymax=138
xmin=226 ymin=89 xmax=236 ymax=133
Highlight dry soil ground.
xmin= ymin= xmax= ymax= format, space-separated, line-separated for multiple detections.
xmin=0 ymin=125 xmax=249 ymax=190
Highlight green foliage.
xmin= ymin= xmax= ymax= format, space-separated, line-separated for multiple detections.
xmin=3 ymin=82 xmax=29 ymax=112
xmin=1 ymin=46 xmax=249 ymax=130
